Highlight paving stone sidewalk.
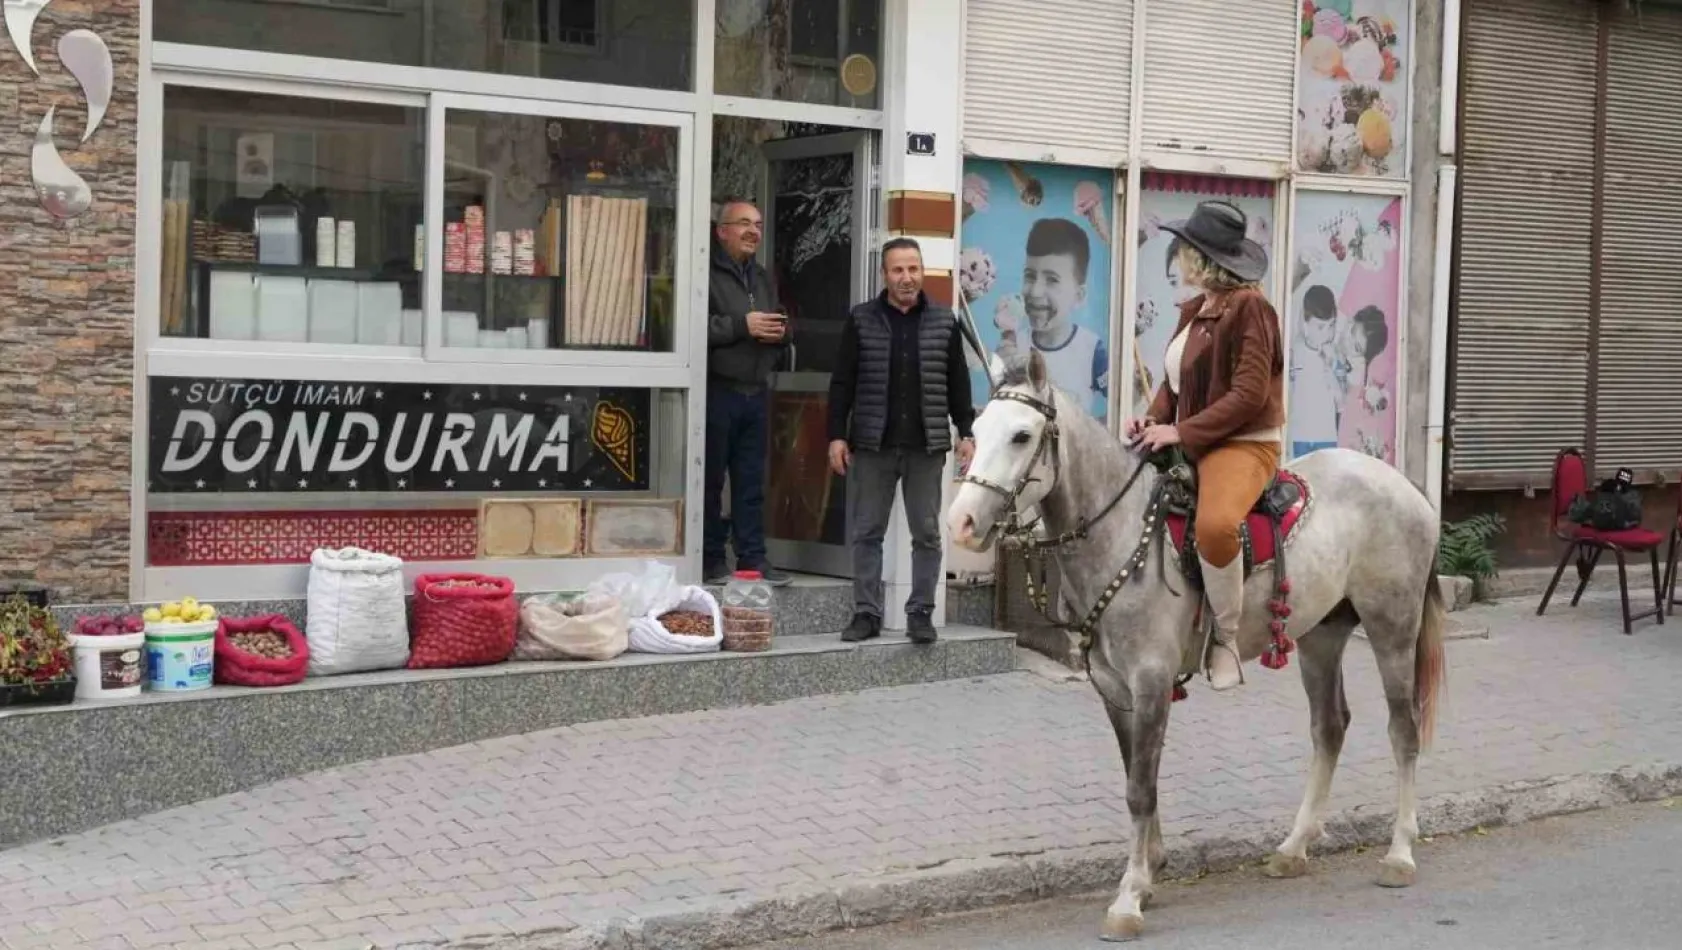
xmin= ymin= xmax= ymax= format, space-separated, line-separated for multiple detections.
xmin=4 ymin=592 xmax=1681 ymax=950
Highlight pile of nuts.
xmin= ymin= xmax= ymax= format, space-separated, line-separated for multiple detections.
xmin=722 ymin=606 xmax=773 ymax=653
xmin=229 ymin=630 xmax=294 ymax=660
xmin=658 ymin=610 xmax=714 ymax=638
xmin=435 ymin=579 xmax=500 ymax=591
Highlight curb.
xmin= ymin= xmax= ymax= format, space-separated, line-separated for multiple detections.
xmin=529 ymin=761 xmax=1682 ymax=950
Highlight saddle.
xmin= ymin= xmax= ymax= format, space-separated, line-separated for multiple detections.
xmin=1153 ymin=450 xmax=1312 ymax=589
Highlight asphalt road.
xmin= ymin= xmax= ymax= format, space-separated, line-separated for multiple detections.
xmin=747 ymin=802 xmax=1682 ymax=950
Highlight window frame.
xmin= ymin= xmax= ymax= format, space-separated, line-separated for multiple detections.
xmin=132 ymin=0 xmax=890 ymax=603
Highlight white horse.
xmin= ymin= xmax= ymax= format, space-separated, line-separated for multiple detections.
xmin=947 ymin=350 xmax=1446 ymax=941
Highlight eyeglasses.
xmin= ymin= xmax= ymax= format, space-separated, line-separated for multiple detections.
xmin=720 ymin=218 xmax=763 ymax=231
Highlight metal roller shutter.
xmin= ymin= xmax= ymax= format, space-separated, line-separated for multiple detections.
xmin=961 ymin=0 xmax=1133 ymax=155
xmin=1139 ymin=0 xmax=1295 ymax=161
xmin=1450 ymin=0 xmax=1599 ymax=489
xmin=1594 ymin=5 xmax=1682 ymax=477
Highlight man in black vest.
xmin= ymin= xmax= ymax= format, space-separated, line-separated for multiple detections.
xmin=705 ymin=199 xmax=791 ymax=586
xmin=827 ymin=238 xmax=976 ymax=643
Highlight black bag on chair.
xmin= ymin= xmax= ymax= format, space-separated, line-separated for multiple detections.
xmin=1568 ymin=467 xmax=1643 ymax=532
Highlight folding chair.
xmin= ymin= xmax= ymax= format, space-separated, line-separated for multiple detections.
xmin=1536 ymin=448 xmax=1664 ymax=635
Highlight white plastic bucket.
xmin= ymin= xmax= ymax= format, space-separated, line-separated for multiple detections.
xmin=144 ymin=621 xmax=218 ymax=692
xmin=70 ymin=632 xmax=145 ymax=701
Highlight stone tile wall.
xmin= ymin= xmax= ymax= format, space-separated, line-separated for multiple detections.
xmin=0 ymin=1 xmax=139 ymax=600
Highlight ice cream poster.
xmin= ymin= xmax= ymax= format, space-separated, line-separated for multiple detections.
xmin=959 ymin=160 xmax=1115 ymax=424
xmin=1130 ymin=173 xmax=1277 ymax=417
xmin=1297 ymin=0 xmax=1411 ymax=178
xmin=1286 ymin=191 xmax=1403 ymax=465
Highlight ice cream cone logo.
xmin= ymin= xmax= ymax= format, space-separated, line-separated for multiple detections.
xmin=590 ymin=401 xmax=637 ymax=483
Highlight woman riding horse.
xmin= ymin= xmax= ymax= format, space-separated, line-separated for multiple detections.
xmin=1126 ymin=199 xmax=1285 ymax=692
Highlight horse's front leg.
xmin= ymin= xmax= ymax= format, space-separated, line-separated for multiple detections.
xmin=1101 ymin=681 xmax=1172 ymax=942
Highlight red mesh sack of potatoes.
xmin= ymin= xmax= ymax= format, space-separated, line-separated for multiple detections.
xmin=409 ymin=573 xmax=519 ymax=669
xmin=215 ymin=614 xmax=310 ymax=687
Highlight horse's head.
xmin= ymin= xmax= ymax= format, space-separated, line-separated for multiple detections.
xmin=949 ymin=349 xmax=1061 ymax=551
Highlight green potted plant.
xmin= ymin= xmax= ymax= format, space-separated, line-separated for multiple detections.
xmin=0 ymin=593 xmax=76 ymax=707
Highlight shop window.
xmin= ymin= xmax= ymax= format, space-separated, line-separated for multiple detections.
xmin=439 ymin=110 xmax=679 ymax=352
xmin=153 ymin=1 xmax=694 ymax=92
xmin=145 ymin=382 xmax=689 ymax=571
xmin=714 ymin=0 xmax=882 ymax=109
xmin=158 ymin=87 xmax=427 ymax=346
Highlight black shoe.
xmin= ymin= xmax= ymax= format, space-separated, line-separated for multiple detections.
xmin=907 ymin=611 xmax=937 ymax=644
xmin=704 ymin=562 xmax=731 ymax=585
xmin=743 ymin=564 xmax=793 ymax=588
xmin=841 ymin=613 xmax=880 ymax=642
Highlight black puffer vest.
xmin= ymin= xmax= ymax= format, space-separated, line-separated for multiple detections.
xmin=847 ymin=295 xmax=957 ymax=454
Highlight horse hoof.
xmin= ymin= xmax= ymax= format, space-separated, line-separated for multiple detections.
xmin=1263 ymin=853 xmax=1309 ymax=879
xmin=1376 ymin=859 xmax=1416 ymax=888
xmin=1100 ymin=913 xmax=1145 ymax=942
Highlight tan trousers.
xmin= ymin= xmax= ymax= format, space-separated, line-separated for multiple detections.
xmin=1194 ymin=441 xmax=1282 ymax=568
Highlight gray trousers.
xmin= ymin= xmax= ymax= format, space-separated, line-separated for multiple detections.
xmin=847 ymin=448 xmax=945 ymax=618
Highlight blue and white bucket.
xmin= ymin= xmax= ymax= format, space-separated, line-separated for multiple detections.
xmin=144 ymin=621 xmax=217 ymax=692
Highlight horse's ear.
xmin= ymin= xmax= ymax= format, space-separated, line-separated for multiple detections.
xmin=986 ymin=352 xmax=1007 ymax=388
xmin=1028 ymin=348 xmax=1049 ymax=392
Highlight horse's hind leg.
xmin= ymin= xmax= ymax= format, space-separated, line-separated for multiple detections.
xmin=1363 ymin=598 xmax=1429 ymax=889
xmin=1264 ymin=608 xmax=1356 ymax=879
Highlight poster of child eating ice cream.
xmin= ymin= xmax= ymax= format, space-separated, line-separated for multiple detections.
xmin=1287 ymin=191 xmax=1403 ymax=465
xmin=959 ymin=160 xmax=1115 ymax=424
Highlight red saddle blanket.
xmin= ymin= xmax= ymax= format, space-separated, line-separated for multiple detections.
xmin=1164 ymin=470 xmax=1312 ymax=571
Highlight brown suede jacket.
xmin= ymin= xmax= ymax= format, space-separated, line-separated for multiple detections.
xmin=1144 ymin=287 xmax=1286 ymax=460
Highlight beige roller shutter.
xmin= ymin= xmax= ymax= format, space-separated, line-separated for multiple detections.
xmin=1450 ymin=0 xmax=1599 ymax=489
xmin=961 ymin=0 xmax=1133 ymax=155
xmin=1139 ymin=0 xmax=1296 ymax=161
xmin=1593 ymin=4 xmax=1682 ymax=477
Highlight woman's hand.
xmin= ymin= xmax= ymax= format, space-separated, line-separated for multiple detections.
xmin=1123 ymin=417 xmax=1151 ymax=441
xmin=1139 ymin=424 xmax=1182 ymax=452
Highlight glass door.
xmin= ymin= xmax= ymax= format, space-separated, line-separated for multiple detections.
xmin=759 ymin=130 xmax=874 ymax=577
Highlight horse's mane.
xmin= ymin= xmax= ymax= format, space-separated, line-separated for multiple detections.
xmin=992 ymin=353 xmax=1147 ymax=459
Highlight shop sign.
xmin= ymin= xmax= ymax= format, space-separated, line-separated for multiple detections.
xmin=147 ymin=377 xmax=651 ymax=494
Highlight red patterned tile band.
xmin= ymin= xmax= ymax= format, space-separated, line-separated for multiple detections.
xmin=1142 ymin=172 xmax=1277 ymax=199
xmin=147 ymin=509 xmax=480 ymax=566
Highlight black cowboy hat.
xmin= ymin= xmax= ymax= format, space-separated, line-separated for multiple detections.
xmin=1160 ymin=199 xmax=1269 ymax=284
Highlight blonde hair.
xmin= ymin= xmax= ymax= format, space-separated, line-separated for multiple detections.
xmin=1174 ymin=242 xmax=1259 ymax=294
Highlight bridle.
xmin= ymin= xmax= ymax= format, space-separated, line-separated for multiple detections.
xmin=958 ymin=385 xmax=1153 ymax=560
xmin=956 ymin=388 xmax=1064 ymax=549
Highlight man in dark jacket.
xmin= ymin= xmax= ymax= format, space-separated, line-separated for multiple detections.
xmin=706 ymin=199 xmax=791 ymax=586
xmin=827 ymin=238 xmax=976 ymax=643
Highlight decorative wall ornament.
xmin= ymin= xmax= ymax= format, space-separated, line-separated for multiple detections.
xmin=32 ymin=107 xmax=92 ymax=220
xmin=3 ymin=0 xmax=50 ymax=75
xmin=7 ymin=2 xmax=115 ymax=219
xmin=58 ymin=29 xmax=112 ymax=142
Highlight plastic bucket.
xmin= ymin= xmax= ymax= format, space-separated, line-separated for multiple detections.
xmin=70 ymin=632 xmax=145 ymax=701
xmin=144 ymin=621 xmax=218 ymax=692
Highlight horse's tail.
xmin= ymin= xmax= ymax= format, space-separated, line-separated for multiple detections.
xmin=1415 ymin=558 xmax=1448 ymax=750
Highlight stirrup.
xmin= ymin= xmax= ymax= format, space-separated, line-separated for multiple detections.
xmin=1201 ymin=622 xmax=1245 ymax=691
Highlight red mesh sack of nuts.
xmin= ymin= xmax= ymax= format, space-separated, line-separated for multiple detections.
xmin=215 ymin=614 xmax=310 ymax=687
xmin=409 ymin=573 xmax=519 ymax=669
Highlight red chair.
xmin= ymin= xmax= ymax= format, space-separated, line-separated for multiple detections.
xmin=1536 ymin=448 xmax=1665 ymax=634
